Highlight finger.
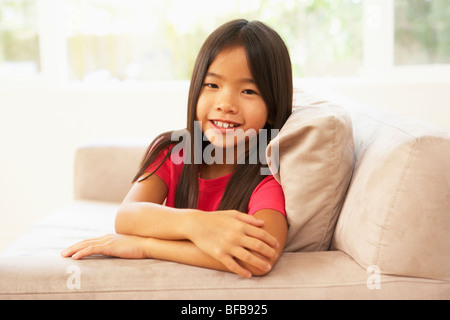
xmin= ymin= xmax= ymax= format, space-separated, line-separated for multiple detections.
xmin=241 ymin=236 xmax=278 ymax=260
xmin=231 ymin=247 xmax=272 ymax=274
xmin=71 ymin=245 xmax=105 ymax=260
xmin=61 ymin=237 xmax=107 ymax=257
xmin=234 ymin=212 xmax=265 ymax=227
xmin=244 ymin=225 xmax=279 ymax=249
xmin=62 ymin=241 xmax=91 ymax=257
xmin=220 ymin=254 xmax=252 ymax=279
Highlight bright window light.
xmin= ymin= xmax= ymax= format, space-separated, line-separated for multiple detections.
xmin=63 ymin=0 xmax=363 ymax=83
xmin=395 ymin=0 xmax=450 ymax=66
xmin=2 ymin=0 xmax=449 ymax=84
xmin=0 ymin=0 xmax=40 ymax=76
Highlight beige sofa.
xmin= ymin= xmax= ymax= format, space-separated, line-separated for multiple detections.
xmin=1 ymin=89 xmax=449 ymax=300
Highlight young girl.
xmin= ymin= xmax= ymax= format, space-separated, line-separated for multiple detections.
xmin=62 ymin=19 xmax=293 ymax=278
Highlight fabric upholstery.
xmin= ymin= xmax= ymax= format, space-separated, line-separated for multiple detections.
xmin=267 ymin=100 xmax=354 ymax=252
xmin=1 ymin=250 xmax=448 ymax=300
xmin=74 ymin=140 xmax=146 ymax=203
xmin=331 ymin=101 xmax=450 ymax=280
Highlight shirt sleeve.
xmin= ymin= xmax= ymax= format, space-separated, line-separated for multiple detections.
xmin=247 ymin=175 xmax=286 ymax=216
xmin=145 ymin=146 xmax=172 ymax=189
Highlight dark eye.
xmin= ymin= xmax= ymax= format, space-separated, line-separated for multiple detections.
xmin=242 ymin=89 xmax=258 ymax=95
xmin=204 ymin=83 xmax=219 ymax=89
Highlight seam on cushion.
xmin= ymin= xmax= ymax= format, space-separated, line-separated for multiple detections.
xmin=373 ymin=138 xmax=419 ymax=265
xmin=317 ymin=115 xmax=337 ymax=250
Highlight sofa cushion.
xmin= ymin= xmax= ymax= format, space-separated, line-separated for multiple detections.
xmin=266 ymin=93 xmax=354 ymax=252
xmin=74 ymin=140 xmax=147 ymax=203
xmin=0 ymin=201 xmax=118 ymax=257
xmin=330 ymin=99 xmax=450 ymax=280
xmin=2 ymin=251 xmax=448 ymax=300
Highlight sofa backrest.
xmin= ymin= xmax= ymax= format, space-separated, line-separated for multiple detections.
xmin=74 ymin=140 xmax=147 ymax=203
xmin=325 ymin=92 xmax=450 ymax=281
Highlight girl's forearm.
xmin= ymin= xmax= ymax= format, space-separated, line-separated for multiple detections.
xmin=115 ymin=202 xmax=198 ymax=240
xmin=140 ymin=237 xmax=269 ymax=277
xmin=115 ymin=204 xmax=279 ymax=277
xmin=141 ymin=237 xmax=230 ymax=274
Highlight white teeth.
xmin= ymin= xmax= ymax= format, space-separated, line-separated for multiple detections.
xmin=213 ymin=121 xmax=239 ymax=128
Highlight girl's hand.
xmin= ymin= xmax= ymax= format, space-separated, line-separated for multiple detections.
xmin=61 ymin=234 xmax=147 ymax=260
xmin=187 ymin=210 xmax=280 ymax=278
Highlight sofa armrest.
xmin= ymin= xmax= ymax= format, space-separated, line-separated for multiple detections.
xmin=74 ymin=140 xmax=148 ymax=203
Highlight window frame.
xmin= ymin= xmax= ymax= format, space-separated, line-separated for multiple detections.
xmin=1 ymin=0 xmax=449 ymax=86
xmin=362 ymin=0 xmax=450 ymax=82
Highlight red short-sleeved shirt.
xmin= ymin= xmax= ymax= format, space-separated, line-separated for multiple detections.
xmin=145 ymin=145 xmax=286 ymax=216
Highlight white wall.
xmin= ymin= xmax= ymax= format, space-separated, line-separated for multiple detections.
xmin=0 ymin=79 xmax=449 ymax=251
xmin=0 ymin=82 xmax=189 ymax=251
xmin=328 ymin=80 xmax=450 ymax=132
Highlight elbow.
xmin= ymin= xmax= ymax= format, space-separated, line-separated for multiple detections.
xmin=115 ymin=207 xmax=130 ymax=234
xmin=115 ymin=202 xmax=147 ymax=235
xmin=114 ymin=211 xmax=124 ymax=234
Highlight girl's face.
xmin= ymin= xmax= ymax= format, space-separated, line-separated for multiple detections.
xmin=196 ymin=46 xmax=268 ymax=150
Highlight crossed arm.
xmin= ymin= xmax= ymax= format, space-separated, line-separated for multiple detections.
xmin=61 ymin=173 xmax=287 ymax=278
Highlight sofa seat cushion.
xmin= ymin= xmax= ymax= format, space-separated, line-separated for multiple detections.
xmin=1 ymin=251 xmax=448 ymax=300
xmin=0 ymin=201 xmax=117 ymax=257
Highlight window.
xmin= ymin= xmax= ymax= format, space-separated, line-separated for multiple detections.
xmin=395 ymin=0 xmax=450 ymax=66
xmin=1 ymin=0 xmax=449 ymax=84
xmin=362 ymin=0 xmax=450 ymax=80
xmin=0 ymin=0 xmax=40 ymax=76
xmin=64 ymin=0 xmax=363 ymax=82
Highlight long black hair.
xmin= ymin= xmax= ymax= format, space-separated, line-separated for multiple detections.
xmin=133 ymin=19 xmax=293 ymax=212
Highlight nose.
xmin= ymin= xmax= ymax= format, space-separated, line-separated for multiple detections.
xmin=216 ymin=103 xmax=238 ymax=114
xmin=215 ymin=89 xmax=238 ymax=114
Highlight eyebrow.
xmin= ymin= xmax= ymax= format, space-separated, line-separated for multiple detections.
xmin=206 ymin=72 xmax=256 ymax=84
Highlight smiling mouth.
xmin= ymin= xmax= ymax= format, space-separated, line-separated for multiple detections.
xmin=210 ymin=120 xmax=241 ymax=129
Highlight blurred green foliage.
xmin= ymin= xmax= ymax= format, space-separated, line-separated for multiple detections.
xmin=395 ymin=0 xmax=450 ymax=65
xmin=64 ymin=0 xmax=363 ymax=81
xmin=1 ymin=0 xmax=449 ymax=80
xmin=0 ymin=0 xmax=40 ymax=72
